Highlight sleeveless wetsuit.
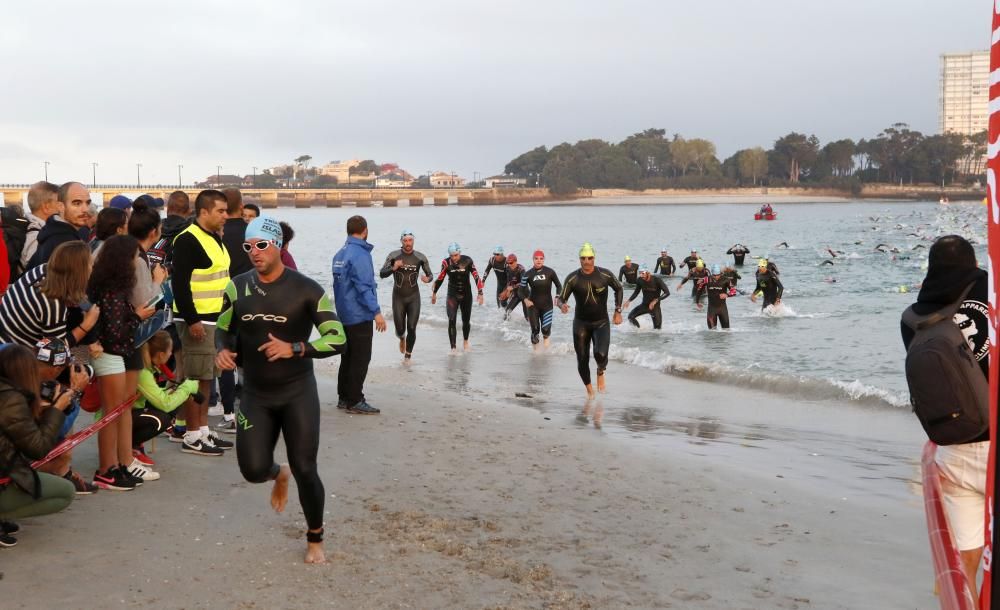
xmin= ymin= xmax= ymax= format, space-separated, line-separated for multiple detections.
xmin=653 ymin=256 xmax=676 ymax=276
xmin=627 ymin=275 xmax=670 ymax=329
xmin=558 ymin=267 xmax=623 ymax=385
xmin=702 ymin=275 xmax=731 ymax=329
xmin=432 ymin=255 xmax=483 ymax=348
xmin=379 ymin=248 xmax=432 ymax=354
xmin=215 ymin=268 xmax=346 ymax=531
xmin=518 ymin=265 xmax=562 ymax=343
xmin=482 ymin=255 xmax=509 ymax=307
xmin=618 ymin=263 xmax=639 ymax=285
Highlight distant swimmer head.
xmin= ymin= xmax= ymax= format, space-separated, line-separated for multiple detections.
xmin=690 ymin=248 xmax=697 ymax=254
xmin=245 ymin=216 xmax=284 ymax=249
xmin=711 ymin=264 xmax=721 ymax=275
xmin=493 ymin=245 xmax=504 ymax=255
xmin=624 ymin=255 xmax=631 ymax=262
xmin=638 ymin=264 xmax=650 ymax=275
xmin=578 ymin=242 xmax=596 ymax=259
xmin=696 ymin=259 xmax=705 ymax=269
xmin=400 ymin=229 xmax=414 ymax=241
xmin=448 ymin=242 xmax=462 ymax=255
xmin=533 ymin=250 xmax=545 ymax=260
xmin=758 ymin=258 xmax=768 ymax=269
xmin=506 ymin=254 xmax=518 ymax=264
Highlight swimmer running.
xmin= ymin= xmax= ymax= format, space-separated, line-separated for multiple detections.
xmin=431 ymin=243 xmax=484 ymax=352
xmin=378 ymin=229 xmax=433 ymax=361
xmin=557 ymin=242 xmax=623 ymax=399
xmin=215 ymin=216 xmax=347 ymax=564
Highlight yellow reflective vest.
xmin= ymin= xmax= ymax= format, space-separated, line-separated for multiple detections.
xmin=173 ymin=223 xmax=231 ymax=316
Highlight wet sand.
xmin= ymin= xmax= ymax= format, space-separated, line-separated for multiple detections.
xmin=3 ymin=330 xmax=933 ymax=609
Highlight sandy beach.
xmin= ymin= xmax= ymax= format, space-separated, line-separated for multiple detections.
xmin=2 ymin=334 xmax=933 ymax=609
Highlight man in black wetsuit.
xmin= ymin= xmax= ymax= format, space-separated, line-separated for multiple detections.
xmin=501 ymin=254 xmax=527 ymax=321
xmin=624 ymin=265 xmax=670 ymax=329
xmin=722 ymin=265 xmax=742 ymax=294
xmin=677 ymin=259 xmax=709 ymax=306
xmin=751 ymin=258 xmax=784 ymax=310
xmin=482 ymin=246 xmax=509 ymax=307
xmin=214 ymin=216 xmax=346 ymax=565
xmin=701 ymin=264 xmax=732 ymax=329
xmin=681 ymin=249 xmax=700 ymax=272
xmin=518 ymin=250 xmax=562 ymax=348
xmin=558 ymin=242 xmax=623 ymax=399
xmin=653 ymin=249 xmax=676 ymax=276
xmin=619 ymin=256 xmax=639 ymax=284
xmin=726 ymin=244 xmax=750 ymax=266
xmin=432 ymin=242 xmax=484 ymax=352
xmin=379 ymin=229 xmax=432 ymax=361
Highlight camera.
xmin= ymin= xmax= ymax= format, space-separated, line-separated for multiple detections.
xmin=40 ymin=381 xmax=58 ymax=402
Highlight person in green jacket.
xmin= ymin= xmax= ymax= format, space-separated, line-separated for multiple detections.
xmin=131 ymin=331 xmax=202 ymax=481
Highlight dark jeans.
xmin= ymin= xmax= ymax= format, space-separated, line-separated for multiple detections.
xmin=338 ymin=320 xmax=374 ymax=406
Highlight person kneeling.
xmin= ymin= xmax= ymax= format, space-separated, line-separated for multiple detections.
xmin=0 ymin=344 xmax=83 ymax=547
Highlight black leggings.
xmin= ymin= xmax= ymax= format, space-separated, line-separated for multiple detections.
xmin=572 ymin=318 xmax=610 ymax=386
xmin=237 ymin=377 xmax=324 ymax=531
xmin=132 ymin=408 xmax=173 ymax=447
xmin=527 ymin=305 xmax=554 ymax=343
xmin=392 ymin=292 xmax=421 ymax=354
xmin=628 ymin=302 xmax=662 ymax=329
xmin=707 ymin=305 xmax=730 ymax=329
xmin=446 ymin=295 xmax=473 ymax=348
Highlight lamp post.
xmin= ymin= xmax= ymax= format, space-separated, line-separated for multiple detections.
xmin=43 ymin=161 xmax=49 ymax=181
xmin=91 ymin=162 xmax=98 ymax=187
xmin=136 ymin=163 xmax=142 ymax=188
xmin=217 ymin=165 xmax=222 ymax=187
xmin=177 ymin=164 xmax=183 ymax=188
xmin=252 ymin=166 xmax=257 ymax=187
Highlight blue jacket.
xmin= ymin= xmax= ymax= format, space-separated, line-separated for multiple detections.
xmin=332 ymin=236 xmax=381 ymax=325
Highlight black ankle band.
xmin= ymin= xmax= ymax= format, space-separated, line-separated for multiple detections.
xmin=306 ymin=528 xmax=324 ymax=543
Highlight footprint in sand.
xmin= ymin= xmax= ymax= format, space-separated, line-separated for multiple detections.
xmin=671 ymin=588 xmax=712 ymax=602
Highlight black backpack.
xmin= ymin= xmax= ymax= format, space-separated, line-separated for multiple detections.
xmin=0 ymin=207 xmax=32 ymax=280
xmin=901 ymin=283 xmax=989 ymax=445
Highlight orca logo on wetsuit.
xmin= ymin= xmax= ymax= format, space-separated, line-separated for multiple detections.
xmin=241 ymin=313 xmax=289 ymax=323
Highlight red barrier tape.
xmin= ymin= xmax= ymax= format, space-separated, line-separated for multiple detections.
xmin=0 ymin=393 xmax=138 ymax=486
xmin=923 ymin=441 xmax=976 ymax=610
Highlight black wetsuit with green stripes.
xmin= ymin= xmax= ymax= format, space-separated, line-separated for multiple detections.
xmin=215 ymin=268 xmax=346 ymax=532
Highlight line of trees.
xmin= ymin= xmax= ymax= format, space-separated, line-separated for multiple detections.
xmin=503 ymin=125 xmax=988 ymax=195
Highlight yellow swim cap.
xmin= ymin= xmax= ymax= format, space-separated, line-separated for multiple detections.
xmin=579 ymin=242 xmax=596 ymax=257
xmin=758 ymin=258 xmax=768 ymax=268
xmin=696 ymin=259 xmax=705 ymax=269
xmin=624 ymin=255 xmax=631 ymax=261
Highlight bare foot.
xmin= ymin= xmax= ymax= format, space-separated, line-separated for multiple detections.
xmin=463 ymin=340 xmax=471 ymax=352
xmin=543 ymin=337 xmax=551 ymax=349
xmin=398 ymin=337 xmax=406 ymax=354
xmin=304 ymin=541 xmax=326 ymax=564
xmin=270 ymin=464 xmax=291 ymax=513
xmin=596 ymin=373 xmax=607 ymax=393
xmin=450 ymin=348 xmax=458 ymax=355
xmin=403 ymin=353 xmax=412 ymax=365
xmin=585 ymin=384 xmax=596 ymax=400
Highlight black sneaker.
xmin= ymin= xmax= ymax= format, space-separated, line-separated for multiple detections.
xmin=93 ymin=466 xmax=136 ymax=491
xmin=204 ymin=432 xmax=233 ymax=450
xmin=215 ymin=418 xmax=237 ymax=435
xmin=64 ymin=470 xmax=99 ymax=495
xmin=0 ymin=532 xmax=16 ymax=548
xmin=119 ymin=464 xmax=144 ymax=487
xmin=181 ymin=438 xmax=224 ymax=457
xmin=167 ymin=427 xmax=186 ymax=443
xmin=1 ymin=520 xmax=19 ymax=535
xmin=347 ymin=401 xmax=380 ymax=415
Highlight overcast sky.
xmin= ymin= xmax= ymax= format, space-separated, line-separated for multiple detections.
xmin=0 ymin=0 xmax=988 ymax=185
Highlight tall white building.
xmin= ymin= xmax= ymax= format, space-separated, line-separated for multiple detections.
xmin=939 ymin=51 xmax=989 ymax=136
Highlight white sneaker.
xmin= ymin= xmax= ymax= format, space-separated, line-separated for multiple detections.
xmin=207 ymin=405 xmax=224 ymax=417
xmin=127 ymin=458 xmax=161 ymax=481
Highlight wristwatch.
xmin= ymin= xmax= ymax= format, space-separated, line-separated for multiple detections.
xmin=292 ymin=342 xmax=305 ymax=357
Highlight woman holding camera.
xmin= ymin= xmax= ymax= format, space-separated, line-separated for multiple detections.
xmin=0 ymin=343 xmax=88 ymax=546
xmin=87 ymin=235 xmax=157 ymax=491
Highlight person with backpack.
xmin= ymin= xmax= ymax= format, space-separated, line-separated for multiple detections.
xmin=901 ymin=234 xmax=990 ymax=603
xmin=11 ymin=182 xmax=58 ymax=281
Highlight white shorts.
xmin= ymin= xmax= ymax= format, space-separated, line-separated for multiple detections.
xmin=92 ymin=352 xmax=125 ymax=377
xmin=935 ymin=441 xmax=989 ymax=551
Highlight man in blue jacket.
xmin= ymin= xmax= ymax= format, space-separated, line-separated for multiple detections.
xmin=332 ymin=215 xmax=386 ymax=414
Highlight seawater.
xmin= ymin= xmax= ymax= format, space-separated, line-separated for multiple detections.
xmin=264 ymin=200 xmax=986 ymax=410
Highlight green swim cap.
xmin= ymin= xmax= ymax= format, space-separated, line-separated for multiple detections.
xmin=579 ymin=242 xmax=596 ymax=257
